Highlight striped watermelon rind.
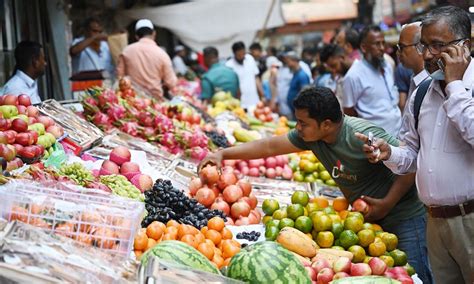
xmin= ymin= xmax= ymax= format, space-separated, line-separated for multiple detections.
xmin=141 ymin=240 xmax=220 ymax=274
xmin=226 ymin=241 xmax=311 ymax=284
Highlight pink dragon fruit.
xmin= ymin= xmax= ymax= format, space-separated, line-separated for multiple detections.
xmin=186 ymin=146 xmax=208 ymax=161
xmin=84 ymin=96 xmax=98 ymax=106
xmin=154 ymin=114 xmax=174 ymax=133
xmin=106 ymin=104 xmax=126 ymax=122
xmin=190 ymin=131 xmax=209 ymax=148
xmin=153 ymin=103 xmax=165 ymax=114
xmin=120 ymin=122 xmax=139 ymax=137
xmin=92 ymin=112 xmax=112 ymax=129
xmin=168 ymin=146 xmax=184 ymax=155
xmin=160 ymin=132 xmax=178 ymax=148
xmin=138 ymin=112 xmax=154 ymax=127
xmin=97 ymin=89 xmax=118 ymax=108
xmin=133 ymin=98 xmax=148 ymax=110
xmin=141 ymin=127 xmax=156 ymax=139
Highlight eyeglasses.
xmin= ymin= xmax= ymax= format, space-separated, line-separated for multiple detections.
xmin=396 ymin=43 xmax=418 ymax=52
xmin=415 ymin=38 xmax=468 ymax=55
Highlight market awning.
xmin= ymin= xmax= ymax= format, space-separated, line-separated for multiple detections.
xmin=118 ymin=0 xmax=285 ymax=58
xmin=282 ymin=0 xmax=357 ymax=24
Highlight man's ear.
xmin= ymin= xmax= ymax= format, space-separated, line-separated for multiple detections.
xmin=321 ymin=119 xmax=333 ymax=130
xmin=359 ymin=42 xmax=367 ymax=54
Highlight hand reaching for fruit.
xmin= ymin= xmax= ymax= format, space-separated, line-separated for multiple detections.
xmin=197 ymin=152 xmax=223 ymax=174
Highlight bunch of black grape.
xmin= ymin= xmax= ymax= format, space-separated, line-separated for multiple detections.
xmin=236 ymin=231 xmax=261 ymax=242
xmin=205 ymin=131 xmax=230 ymax=148
xmin=142 ymin=179 xmax=226 ymax=228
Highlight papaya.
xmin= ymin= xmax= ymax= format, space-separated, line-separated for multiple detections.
xmin=276 ymin=227 xmax=319 ymax=258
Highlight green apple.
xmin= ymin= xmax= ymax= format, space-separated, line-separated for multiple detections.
xmin=44 ymin=133 xmax=56 ymax=145
xmin=0 ymin=105 xmax=18 ymax=119
xmin=28 ymin=123 xmax=45 ymax=135
xmin=11 ymin=114 xmax=29 ymax=123
xmin=37 ymin=135 xmax=50 ymax=148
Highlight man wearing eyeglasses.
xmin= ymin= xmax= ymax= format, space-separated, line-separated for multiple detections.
xmin=357 ymin=6 xmax=473 ymax=284
xmin=342 ymin=25 xmax=402 ymax=136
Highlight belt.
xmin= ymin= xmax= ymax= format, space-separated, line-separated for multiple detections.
xmin=426 ymin=199 xmax=474 ymax=218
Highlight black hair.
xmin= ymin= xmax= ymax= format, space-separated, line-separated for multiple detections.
xmin=232 ymin=41 xmax=245 ymax=53
xmin=422 ymin=6 xmax=471 ymax=40
xmin=293 ymin=86 xmax=342 ymax=123
xmin=267 ymin=46 xmax=277 ymax=56
xmin=345 ymin=28 xmax=360 ymax=49
xmin=319 ymin=44 xmax=345 ymax=63
xmin=359 ymin=25 xmax=382 ymax=43
xmin=84 ymin=16 xmax=101 ymax=29
xmin=203 ymin=46 xmax=218 ymax=58
xmin=14 ymin=41 xmax=43 ymax=72
xmin=136 ymin=27 xmax=154 ymax=38
xmin=249 ymin=42 xmax=262 ymax=51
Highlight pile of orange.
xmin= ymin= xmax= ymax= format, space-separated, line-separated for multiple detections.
xmin=134 ymin=217 xmax=240 ymax=269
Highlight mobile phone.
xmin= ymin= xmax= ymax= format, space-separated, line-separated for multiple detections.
xmin=367 ymin=132 xmax=381 ymax=157
xmin=437 ymin=59 xmax=445 ymax=72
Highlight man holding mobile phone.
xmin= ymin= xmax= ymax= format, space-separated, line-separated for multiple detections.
xmin=356 ymin=6 xmax=473 ymax=284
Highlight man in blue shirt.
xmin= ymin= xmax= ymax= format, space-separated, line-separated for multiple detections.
xmin=201 ymin=46 xmax=240 ymax=103
xmin=70 ymin=17 xmax=114 ymax=77
xmin=285 ymin=51 xmax=310 ymax=118
xmin=342 ymin=25 xmax=402 ymax=136
xmin=2 ymin=41 xmax=46 ymax=104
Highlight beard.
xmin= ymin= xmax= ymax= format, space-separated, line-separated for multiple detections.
xmin=366 ymin=54 xmax=384 ymax=69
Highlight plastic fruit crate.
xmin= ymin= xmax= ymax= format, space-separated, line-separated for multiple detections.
xmin=0 ymin=180 xmax=144 ymax=260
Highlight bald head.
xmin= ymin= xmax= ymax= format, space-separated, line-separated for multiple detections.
xmin=398 ymin=21 xmax=424 ymax=74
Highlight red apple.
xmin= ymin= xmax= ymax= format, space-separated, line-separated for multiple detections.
xmin=0 ymin=132 xmax=7 ymax=144
xmin=15 ymin=132 xmax=34 ymax=146
xmin=17 ymin=105 xmax=27 ymax=114
xmin=0 ymin=144 xmax=16 ymax=161
xmin=368 ymin=257 xmax=387 ymax=275
xmin=332 ymin=272 xmax=350 ymax=280
xmin=13 ymin=144 xmax=24 ymax=153
xmin=37 ymin=116 xmax=55 ymax=128
xmin=312 ymin=259 xmax=331 ymax=274
xmin=17 ymin=94 xmax=31 ymax=107
xmin=4 ymin=130 xmax=17 ymax=144
xmin=0 ymin=118 xmax=11 ymax=131
xmin=28 ymin=117 xmax=38 ymax=124
xmin=18 ymin=146 xmax=37 ymax=159
xmin=352 ymin=198 xmax=370 ymax=214
xmin=28 ymin=130 xmax=38 ymax=144
xmin=2 ymin=94 xmax=18 ymax=106
xmin=316 ymin=268 xmax=334 ymax=284
xmin=11 ymin=118 xmax=28 ymax=133
xmin=305 ymin=266 xmax=317 ymax=281
xmin=332 ymin=257 xmax=352 ymax=273
xmin=26 ymin=106 xmax=39 ymax=117
xmin=350 ymin=263 xmax=372 ymax=276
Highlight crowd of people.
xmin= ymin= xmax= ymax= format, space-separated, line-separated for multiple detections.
xmin=0 ymin=5 xmax=472 ymax=284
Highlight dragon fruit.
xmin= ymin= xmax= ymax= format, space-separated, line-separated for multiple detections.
xmin=154 ymin=114 xmax=174 ymax=133
xmin=97 ymin=89 xmax=118 ymax=108
xmin=141 ymin=127 xmax=156 ymax=139
xmin=186 ymin=146 xmax=208 ymax=161
xmin=168 ymin=146 xmax=184 ymax=155
xmin=106 ymin=104 xmax=126 ymax=122
xmin=132 ymin=98 xmax=148 ymax=110
xmin=120 ymin=122 xmax=139 ymax=137
xmin=84 ymin=96 xmax=98 ymax=106
xmin=92 ymin=112 xmax=112 ymax=129
xmin=160 ymin=132 xmax=178 ymax=148
xmin=153 ymin=103 xmax=165 ymax=114
xmin=190 ymin=131 xmax=209 ymax=148
xmin=138 ymin=112 xmax=154 ymax=127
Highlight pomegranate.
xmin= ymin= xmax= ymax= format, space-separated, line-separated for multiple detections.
xmin=199 ymin=165 xmax=219 ymax=186
xmin=123 ymin=172 xmax=140 ymax=181
xmin=248 ymin=193 xmax=258 ymax=209
xmin=234 ymin=216 xmax=251 ymax=226
xmin=217 ymin=172 xmax=238 ymax=190
xmin=237 ymin=180 xmax=252 ymax=196
xmin=211 ymin=197 xmax=230 ymax=216
xmin=248 ymin=167 xmax=260 ymax=177
xmin=131 ymin=174 xmax=153 ymax=192
xmin=109 ymin=146 xmax=131 ymax=166
xmin=195 ymin=187 xmax=216 ymax=207
xmin=189 ymin=177 xmax=203 ymax=196
xmin=230 ymin=201 xmax=250 ymax=219
xmin=223 ymin=185 xmax=243 ymax=204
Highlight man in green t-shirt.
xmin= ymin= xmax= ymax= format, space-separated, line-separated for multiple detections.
xmin=199 ymin=86 xmax=432 ymax=283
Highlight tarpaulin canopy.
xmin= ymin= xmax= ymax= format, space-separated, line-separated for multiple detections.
xmin=118 ymin=0 xmax=285 ymax=58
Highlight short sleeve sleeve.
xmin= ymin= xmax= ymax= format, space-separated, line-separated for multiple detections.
xmin=200 ymin=77 xmax=213 ymax=100
xmin=287 ymin=129 xmax=310 ymax=150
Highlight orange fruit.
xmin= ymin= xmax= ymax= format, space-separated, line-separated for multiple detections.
xmin=333 ymin=197 xmax=349 ymax=211
xmin=205 ymin=229 xmax=222 ymax=246
xmin=338 ymin=210 xmax=350 ymax=220
xmin=154 ymin=221 xmax=167 ymax=231
xmin=205 ymin=239 xmax=216 ymax=247
xmin=221 ymin=227 xmax=233 ymax=239
xmin=201 ymin=226 xmax=209 ymax=235
xmin=372 ymin=224 xmax=383 ymax=232
xmin=134 ymin=233 xmax=148 ymax=251
xmin=198 ymin=242 xmax=215 ymax=260
xmin=189 ymin=226 xmax=200 ymax=235
xmin=178 ymin=224 xmax=194 ymax=239
xmin=146 ymin=238 xmax=157 ymax=250
xmin=134 ymin=250 xmax=143 ymax=260
xmin=146 ymin=222 xmax=164 ymax=240
xmin=195 ymin=233 xmax=206 ymax=244
xmin=223 ymin=243 xmax=240 ymax=259
xmin=162 ymin=233 xmax=176 ymax=241
xmin=166 ymin=220 xmax=180 ymax=228
xmin=208 ymin=217 xmax=225 ymax=232
xmin=223 ymin=257 xmax=232 ymax=267
xmin=212 ymin=254 xmax=225 ymax=268
xmin=213 ymin=247 xmax=222 ymax=256
xmin=311 ymin=196 xmax=329 ymax=208
xmin=181 ymin=234 xmax=198 ymax=248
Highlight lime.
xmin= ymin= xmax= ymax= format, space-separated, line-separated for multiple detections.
xmin=266 ymin=219 xmax=280 ymax=229
xmin=380 ymin=255 xmax=395 ymax=267
xmin=312 ymin=172 xmax=319 ymax=179
xmin=262 ymin=215 xmax=273 ymax=225
xmin=325 ymin=179 xmax=337 ymax=186
xmin=303 ymin=162 xmax=318 ymax=173
xmin=262 ymin=199 xmax=280 ymax=215
xmin=315 ymin=179 xmax=324 ymax=184
xmin=312 ymin=214 xmax=333 ymax=232
xmin=339 ymin=230 xmax=359 ymax=249
xmin=316 ymin=231 xmax=334 ymax=248
xmin=328 ymin=214 xmax=342 ymax=224
xmin=278 ymin=218 xmax=295 ymax=229
xmin=331 ymin=222 xmax=344 ymax=238
xmin=404 ymin=263 xmax=416 ymax=276
xmin=368 ymin=241 xmax=387 ymax=257
xmin=287 ymin=204 xmax=305 ymax=220
xmin=323 ymin=206 xmax=336 ymax=215
xmin=344 ymin=217 xmax=364 ymax=233
xmin=331 ymin=246 xmax=345 ymax=251
xmin=265 ymin=226 xmax=280 ymax=241
xmin=272 ymin=208 xmax=287 ymax=220
xmin=295 ymin=216 xmax=313 ymax=233
xmin=348 ymin=245 xmax=366 ymax=263
xmin=347 ymin=211 xmax=365 ymax=221
xmin=357 ymin=229 xmax=375 ymax=247
xmin=304 ymin=175 xmax=316 ymax=183
xmin=316 ymin=162 xmax=325 ymax=172
xmin=363 ymin=256 xmax=373 ymax=264
xmin=334 ymin=239 xmax=342 ymax=247
xmin=381 ymin=233 xmax=398 ymax=251
xmin=307 ymin=153 xmax=318 ymax=163
xmin=293 ymin=172 xmax=305 ymax=182
xmin=389 ymin=249 xmax=408 ymax=266
xmin=291 ymin=190 xmax=310 ymax=206
xmin=306 ymin=203 xmax=320 ymax=213
xmin=319 ymin=170 xmax=331 ymax=181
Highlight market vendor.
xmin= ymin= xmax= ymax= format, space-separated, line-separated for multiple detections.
xmin=201 ymin=46 xmax=240 ymax=103
xmin=2 ymin=41 xmax=46 ymax=104
xmin=199 ymin=86 xmax=433 ymax=283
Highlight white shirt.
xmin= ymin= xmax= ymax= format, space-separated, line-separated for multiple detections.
xmin=398 ymin=69 xmax=429 ymax=140
xmin=276 ymin=66 xmax=293 ymax=117
xmin=385 ymin=59 xmax=474 ymax=206
xmin=173 ymin=55 xmax=188 ymax=75
xmin=71 ymin=37 xmax=114 ymax=77
xmin=226 ymin=54 xmax=259 ymax=109
xmin=2 ymin=70 xmax=41 ymax=104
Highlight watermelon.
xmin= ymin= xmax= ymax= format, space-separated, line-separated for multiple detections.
xmin=141 ymin=240 xmax=220 ymax=274
xmin=331 ymin=276 xmax=401 ymax=283
xmin=226 ymin=241 xmax=311 ymax=284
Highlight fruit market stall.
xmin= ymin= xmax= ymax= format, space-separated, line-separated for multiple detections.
xmin=0 ymin=83 xmax=421 ymax=284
